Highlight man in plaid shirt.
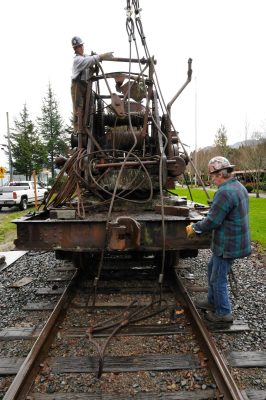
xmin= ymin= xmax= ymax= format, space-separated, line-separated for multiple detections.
xmin=186 ymin=156 xmax=251 ymax=323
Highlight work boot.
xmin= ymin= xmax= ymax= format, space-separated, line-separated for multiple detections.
xmin=205 ymin=311 xmax=233 ymax=323
xmin=195 ymin=298 xmax=215 ymax=311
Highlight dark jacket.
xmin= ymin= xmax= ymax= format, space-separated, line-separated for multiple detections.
xmin=193 ymin=178 xmax=251 ymax=259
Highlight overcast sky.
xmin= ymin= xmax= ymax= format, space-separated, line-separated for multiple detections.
xmin=1 ymin=0 xmax=266 ymax=168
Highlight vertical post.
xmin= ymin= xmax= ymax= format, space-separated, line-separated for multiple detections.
xmin=6 ymin=112 xmax=13 ymax=182
xmin=244 ymin=116 xmax=248 ymax=183
xmin=244 ymin=114 xmax=248 ymax=145
xmin=194 ymin=77 xmax=197 ymax=186
xmin=33 ymin=170 xmax=38 ymax=209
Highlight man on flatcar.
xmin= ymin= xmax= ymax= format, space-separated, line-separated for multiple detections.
xmin=186 ymin=156 xmax=251 ymax=323
xmin=71 ymin=36 xmax=113 ymax=134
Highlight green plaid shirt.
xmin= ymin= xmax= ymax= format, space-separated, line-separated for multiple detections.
xmin=193 ymin=178 xmax=251 ymax=259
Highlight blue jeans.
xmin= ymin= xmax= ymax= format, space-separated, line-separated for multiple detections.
xmin=207 ymin=255 xmax=233 ymax=316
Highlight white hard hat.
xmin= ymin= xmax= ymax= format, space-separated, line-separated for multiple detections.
xmin=208 ymin=156 xmax=235 ymax=174
xmin=71 ymin=36 xmax=84 ymax=48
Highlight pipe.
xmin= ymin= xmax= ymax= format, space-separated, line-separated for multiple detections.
xmin=107 ymin=56 xmax=156 ymax=64
xmin=167 ymin=58 xmax=192 ymax=116
xmin=93 ymin=159 xmax=176 ymax=169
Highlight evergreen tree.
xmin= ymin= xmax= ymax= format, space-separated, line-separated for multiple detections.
xmin=38 ymin=83 xmax=68 ymax=178
xmin=10 ymin=104 xmax=48 ymax=180
xmin=214 ymin=124 xmax=231 ymax=158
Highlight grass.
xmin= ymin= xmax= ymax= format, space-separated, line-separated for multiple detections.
xmin=171 ymin=187 xmax=266 ymax=249
xmin=171 ymin=187 xmax=215 ymax=204
xmin=0 ymin=207 xmax=36 ymax=246
xmin=249 ymin=198 xmax=266 ymax=249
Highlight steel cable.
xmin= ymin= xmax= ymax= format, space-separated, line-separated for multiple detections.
xmin=86 ymin=299 xmax=168 ymax=378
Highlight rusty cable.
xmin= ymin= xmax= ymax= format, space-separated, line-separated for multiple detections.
xmin=86 ymin=301 xmax=140 ymax=377
xmin=124 ymin=3 xmax=170 ymax=295
xmin=125 ymin=6 xmax=170 ymax=297
xmin=149 ymin=98 xmax=170 ymax=297
xmin=76 ymin=181 xmax=85 ymax=219
xmin=44 ymin=151 xmax=79 ymax=208
xmin=90 ymin=299 xmax=168 ymax=333
xmin=89 ymin=300 xmax=139 ymax=332
xmin=86 ymin=298 xmax=168 ymax=378
xmin=122 ymin=299 xmax=169 ymax=324
xmin=44 ymin=148 xmax=89 ymax=211
xmin=53 ymin=151 xmax=83 ymax=207
xmin=87 ymin=150 xmax=153 ymax=203
xmin=183 ymin=172 xmax=194 ymax=201
xmin=70 ymin=147 xmax=153 ymax=203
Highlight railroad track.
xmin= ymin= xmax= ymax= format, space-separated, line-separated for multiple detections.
xmin=0 ymin=252 xmax=265 ymax=399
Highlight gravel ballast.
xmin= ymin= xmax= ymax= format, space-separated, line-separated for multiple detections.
xmin=178 ymin=245 xmax=266 ymax=391
xmin=0 ymin=247 xmax=265 ymax=396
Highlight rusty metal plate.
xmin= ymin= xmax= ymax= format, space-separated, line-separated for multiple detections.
xmin=13 ymin=211 xmax=210 ymax=252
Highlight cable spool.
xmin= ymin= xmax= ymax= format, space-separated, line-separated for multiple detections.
xmin=106 ymin=126 xmax=144 ymax=150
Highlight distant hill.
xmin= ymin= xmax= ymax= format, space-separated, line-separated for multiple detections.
xmin=199 ymin=137 xmax=265 ymax=151
xmin=230 ymin=139 xmax=258 ymax=148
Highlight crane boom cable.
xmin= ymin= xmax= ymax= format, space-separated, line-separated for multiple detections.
xmin=125 ymin=0 xmax=169 ymax=290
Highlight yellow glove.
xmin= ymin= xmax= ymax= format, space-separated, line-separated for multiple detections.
xmin=186 ymin=223 xmax=196 ymax=238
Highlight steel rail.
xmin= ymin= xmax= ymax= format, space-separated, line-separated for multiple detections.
xmin=3 ymin=269 xmax=78 ymax=400
xmin=174 ymin=270 xmax=245 ymax=400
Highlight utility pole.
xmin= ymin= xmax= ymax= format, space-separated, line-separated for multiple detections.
xmin=6 ymin=112 xmax=13 ymax=181
xmin=194 ymin=77 xmax=198 ymax=186
xmin=244 ymin=115 xmax=248 ymax=145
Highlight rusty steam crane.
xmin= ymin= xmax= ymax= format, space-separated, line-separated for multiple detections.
xmin=13 ymin=1 xmax=210 ymax=279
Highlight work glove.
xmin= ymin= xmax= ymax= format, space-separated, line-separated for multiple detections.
xmin=186 ymin=223 xmax=196 ymax=239
xmin=100 ymin=52 xmax=114 ymax=61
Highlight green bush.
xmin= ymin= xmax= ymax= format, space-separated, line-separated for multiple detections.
xmin=244 ymin=184 xmax=253 ymax=193
xmin=259 ymin=182 xmax=266 ymax=191
xmin=48 ymin=177 xmax=56 ymax=187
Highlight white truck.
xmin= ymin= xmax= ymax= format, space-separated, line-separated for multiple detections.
xmin=0 ymin=181 xmax=48 ymax=211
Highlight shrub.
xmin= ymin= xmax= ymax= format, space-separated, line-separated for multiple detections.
xmin=259 ymin=182 xmax=266 ymax=191
xmin=245 ymin=184 xmax=253 ymax=193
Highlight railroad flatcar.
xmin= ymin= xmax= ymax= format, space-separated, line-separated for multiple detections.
xmin=13 ymin=52 xmax=210 ymax=274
